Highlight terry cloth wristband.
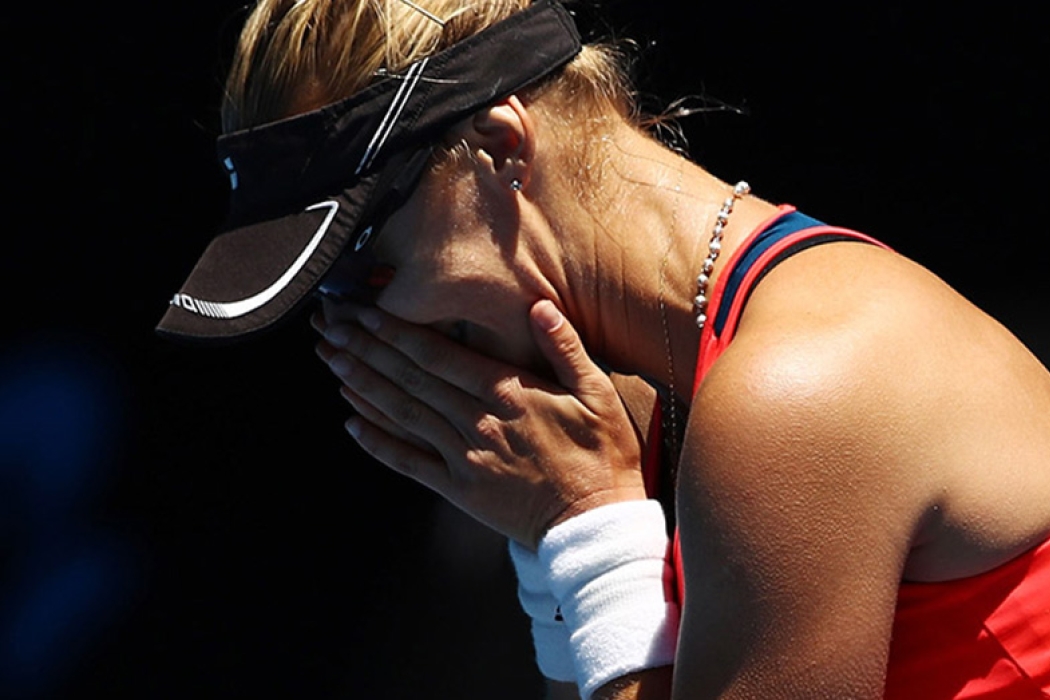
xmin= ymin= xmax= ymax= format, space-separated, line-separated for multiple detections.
xmin=540 ymin=500 xmax=680 ymax=698
xmin=508 ymin=540 xmax=577 ymax=682
xmin=517 ymin=500 xmax=679 ymax=699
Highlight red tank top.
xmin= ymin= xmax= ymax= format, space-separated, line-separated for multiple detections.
xmin=643 ymin=205 xmax=1050 ymax=698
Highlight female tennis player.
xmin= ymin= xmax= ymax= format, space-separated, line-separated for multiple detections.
xmin=160 ymin=1 xmax=1050 ymax=697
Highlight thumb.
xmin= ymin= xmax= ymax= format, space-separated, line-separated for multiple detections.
xmin=530 ymin=300 xmax=603 ymax=395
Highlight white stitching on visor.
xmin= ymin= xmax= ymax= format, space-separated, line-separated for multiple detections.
xmin=356 ymin=58 xmax=430 ymax=176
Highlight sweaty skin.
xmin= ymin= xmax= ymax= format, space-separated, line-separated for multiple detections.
xmin=314 ymin=96 xmax=1050 ymax=699
xmin=316 ymin=299 xmax=647 ymax=549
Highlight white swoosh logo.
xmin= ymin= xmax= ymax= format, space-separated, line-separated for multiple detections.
xmin=172 ymin=200 xmax=339 ymax=320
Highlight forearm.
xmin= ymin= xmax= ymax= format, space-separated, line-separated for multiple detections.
xmin=592 ymin=667 xmax=674 ymax=700
xmin=546 ymin=667 xmax=673 ymax=700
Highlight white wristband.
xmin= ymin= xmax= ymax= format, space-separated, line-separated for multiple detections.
xmin=508 ymin=540 xmax=576 ymax=682
xmin=538 ymin=500 xmax=679 ymax=700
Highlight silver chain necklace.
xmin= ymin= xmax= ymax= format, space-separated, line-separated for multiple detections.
xmin=656 ymin=164 xmax=685 ymax=460
xmin=657 ymin=179 xmax=751 ymax=462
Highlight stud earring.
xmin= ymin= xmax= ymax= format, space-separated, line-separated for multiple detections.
xmin=510 ymin=179 xmax=523 ymax=192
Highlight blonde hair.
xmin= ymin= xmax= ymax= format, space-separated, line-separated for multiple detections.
xmin=221 ymin=0 xmax=637 ymax=136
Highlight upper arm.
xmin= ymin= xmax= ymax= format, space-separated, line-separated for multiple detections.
xmin=672 ymin=328 xmax=928 ymax=698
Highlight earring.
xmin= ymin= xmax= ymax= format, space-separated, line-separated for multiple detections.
xmin=510 ymin=179 xmax=523 ymax=192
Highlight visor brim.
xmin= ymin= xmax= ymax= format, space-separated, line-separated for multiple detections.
xmin=155 ymin=173 xmax=381 ymax=343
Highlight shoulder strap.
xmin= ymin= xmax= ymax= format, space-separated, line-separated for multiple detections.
xmin=643 ymin=207 xmax=890 ymax=604
xmin=644 ymin=208 xmax=889 ymax=498
xmin=692 ymin=209 xmax=890 ymax=396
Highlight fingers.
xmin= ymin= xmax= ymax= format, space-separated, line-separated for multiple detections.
xmin=320 ymin=298 xmax=364 ymax=326
xmin=317 ymin=331 xmax=450 ymax=487
xmin=310 ymin=309 xmax=327 ymax=335
xmin=319 ymin=337 xmax=467 ymax=457
xmin=338 ymin=383 xmax=440 ymax=456
xmin=529 ymin=300 xmax=607 ymax=399
xmin=321 ymin=317 xmax=488 ymax=429
xmin=348 ymin=308 xmax=508 ymax=400
xmin=345 ymin=412 xmax=451 ymax=491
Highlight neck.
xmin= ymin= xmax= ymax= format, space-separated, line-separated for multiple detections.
xmin=538 ymin=125 xmax=778 ymax=403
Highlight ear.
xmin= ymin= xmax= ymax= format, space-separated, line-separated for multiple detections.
xmin=445 ymin=95 xmax=536 ymax=193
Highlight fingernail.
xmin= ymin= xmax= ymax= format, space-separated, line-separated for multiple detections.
xmin=533 ymin=300 xmax=564 ymax=332
xmin=324 ymin=324 xmax=351 ymax=348
xmin=345 ymin=417 xmax=362 ymax=439
xmin=358 ymin=309 xmax=381 ymax=331
xmin=329 ymin=354 xmax=354 ymax=378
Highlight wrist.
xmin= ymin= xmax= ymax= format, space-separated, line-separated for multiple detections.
xmin=538 ymin=500 xmax=679 ymax=700
xmin=508 ymin=540 xmax=577 ymax=682
xmin=543 ymin=485 xmax=649 ymax=537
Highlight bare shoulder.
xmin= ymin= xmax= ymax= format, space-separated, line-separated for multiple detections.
xmin=688 ymin=239 xmax=1050 ymax=580
xmin=673 ymin=263 xmax=920 ymax=695
xmin=691 ymin=244 xmax=936 ymax=479
xmin=681 ymin=244 xmax=935 ymax=569
xmin=669 ymin=244 xmax=992 ymax=694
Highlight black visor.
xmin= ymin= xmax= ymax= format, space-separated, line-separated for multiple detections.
xmin=156 ymin=0 xmax=581 ymax=343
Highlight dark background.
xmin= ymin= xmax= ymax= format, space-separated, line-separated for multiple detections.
xmin=3 ymin=1 xmax=1046 ymax=698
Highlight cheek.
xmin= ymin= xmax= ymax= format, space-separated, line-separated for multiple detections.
xmin=374 ymin=220 xmax=548 ymax=369
xmin=378 ymin=273 xmax=514 ymax=331
xmin=464 ymin=322 xmax=547 ymax=372
xmin=377 ymin=245 xmax=508 ymax=322
xmin=378 ymin=274 xmax=545 ymax=369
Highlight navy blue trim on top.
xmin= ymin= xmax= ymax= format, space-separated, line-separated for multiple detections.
xmin=713 ymin=211 xmax=825 ymax=336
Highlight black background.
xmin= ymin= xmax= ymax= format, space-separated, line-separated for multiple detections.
xmin=3 ymin=1 xmax=1046 ymax=698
